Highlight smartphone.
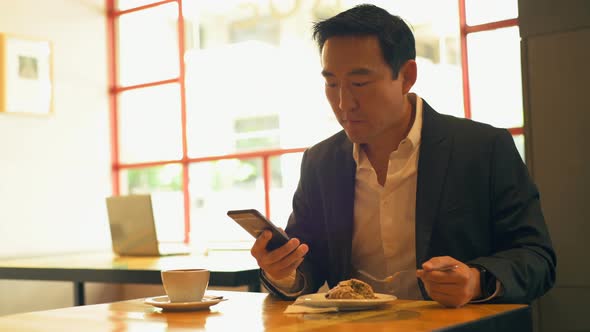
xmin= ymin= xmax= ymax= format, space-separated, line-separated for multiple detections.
xmin=227 ymin=209 xmax=290 ymax=251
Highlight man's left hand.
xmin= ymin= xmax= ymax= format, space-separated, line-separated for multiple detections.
xmin=416 ymin=256 xmax=481 ymax=308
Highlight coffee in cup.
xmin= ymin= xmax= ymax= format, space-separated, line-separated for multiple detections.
xmin=161 ymin=269 xmax=210 ymax=303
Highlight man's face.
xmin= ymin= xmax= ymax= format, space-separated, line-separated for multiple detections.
xmin=321 ymin=35 xmax=412 ymax=145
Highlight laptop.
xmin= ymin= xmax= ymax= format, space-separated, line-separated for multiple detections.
xmin=105 ymin=194 xmax=191 ymax=256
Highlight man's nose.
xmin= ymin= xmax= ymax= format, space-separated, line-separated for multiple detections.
xmin=339 ymin=85 xmax=358 ymax=112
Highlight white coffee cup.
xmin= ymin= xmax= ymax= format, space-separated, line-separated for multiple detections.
xmin=161 ymin=269 xmax=210 ymax=303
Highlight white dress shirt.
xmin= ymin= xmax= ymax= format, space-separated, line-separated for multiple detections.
xmin=350 ymin=93 xmax=423 ymax=299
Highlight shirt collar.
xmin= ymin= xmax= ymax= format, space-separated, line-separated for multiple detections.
xmin=405 ymin=93 xmax=423 ymax=149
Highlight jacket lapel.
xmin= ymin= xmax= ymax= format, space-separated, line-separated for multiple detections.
xmin=327 ymin=135 xmax=356 ymax=281
xmin=415 ymin=102 xmax=452 ymax=266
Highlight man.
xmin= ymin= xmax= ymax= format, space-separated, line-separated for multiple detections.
xmin=250 ymin=4 xmax=556 ymax=307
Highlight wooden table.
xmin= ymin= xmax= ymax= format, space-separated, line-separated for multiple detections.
xmin=0 ymin=251 xmax=260 ymax=306
xmin=0 ymin=290 xmax=530 ymax=331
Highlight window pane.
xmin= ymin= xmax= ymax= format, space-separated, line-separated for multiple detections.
xmin=119 ymin=165 xmax=184 ymax=242
xmin=182 ymin=0 xmax=462 ymax=157
xmin=117 ymin=0 xmax=162 ymax=11
xmin=405 ymin=2 xmax=464 ymax=119
xmin=118 ymin=2 xmax=179 ymax=86
xmin=189 ymin=159 xmax=265 ymax=248
xmin=358 ymin=0 xmax=464 ymax=118
xmin=465 ymin=0 xmax=518 ymax=26
xmin=184 ymin=36 xmax=337 ymax=157
xmin=513 ymin=134 xmax=525 ymax=162
xmin=269 ymin=153 xmax=303 ymax=230
xmin=118 ymin=84 xmax=182 ymax=163
xmin=467 ymin=27 xmax=523 ymax=128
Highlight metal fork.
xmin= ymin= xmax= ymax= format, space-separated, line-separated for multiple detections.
xmin=358 ymin=265 xmax=459 ymax=283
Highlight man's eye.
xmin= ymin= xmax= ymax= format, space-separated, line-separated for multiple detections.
xmin=352 ymin=82 xmax=369 ymax=87
xmin=325 ymin=82 xmax=337 ymax=88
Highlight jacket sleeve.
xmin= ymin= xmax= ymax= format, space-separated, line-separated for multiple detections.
xmin=260 ymin=149 xmax=328 ymax=299
xmin=467 ymin=129 xmax=556 ymax=303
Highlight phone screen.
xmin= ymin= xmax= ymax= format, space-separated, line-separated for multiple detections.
xmin=227 ymin=209 xmax=289 ymax=250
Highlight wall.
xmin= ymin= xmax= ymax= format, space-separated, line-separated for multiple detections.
xmin=0 ymin=0 xmax=114 ymax=315
xmin=519 ymin=0 xmax=590 ymax=331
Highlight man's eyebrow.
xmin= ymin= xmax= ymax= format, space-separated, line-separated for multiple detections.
xmin=321 ymin=70 xmax=334 ymax=77
xmin=320 ymin=68 xmax=374 ymax=77
xmin=348 ymin=68 xmax=374 ymax=76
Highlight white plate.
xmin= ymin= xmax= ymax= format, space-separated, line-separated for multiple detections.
xmin=296 ymin=293 xmax=396 ymax=311
xmin=144 ymin=295 xmax=225 ymax=311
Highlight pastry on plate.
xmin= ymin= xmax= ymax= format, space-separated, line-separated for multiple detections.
xmin=325 ymin=278 xmax=377 ymax=299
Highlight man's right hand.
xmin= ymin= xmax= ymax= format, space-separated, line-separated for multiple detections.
xmin=250 ymin=230 xmax=309 ymax=280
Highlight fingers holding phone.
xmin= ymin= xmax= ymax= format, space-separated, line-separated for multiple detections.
xmin=226 ymin=209 xmax=309 ymax=279
xmin=251 ymin=230 xmax=309 ymax=280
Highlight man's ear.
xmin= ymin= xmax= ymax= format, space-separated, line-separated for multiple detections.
xmin=400 ymin=60 xmax=417 ymax=94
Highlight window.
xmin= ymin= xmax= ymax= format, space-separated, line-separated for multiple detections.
xmin=459 ymin=0 xmax=524 ymax=156
xmin=107 ymin=0 xmax=524 ymax=247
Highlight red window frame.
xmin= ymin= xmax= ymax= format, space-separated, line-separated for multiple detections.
xmin=458 ymin=0 xmax=523 ymax=136
xmin=106 ymin=0 xmax=523 ymax=243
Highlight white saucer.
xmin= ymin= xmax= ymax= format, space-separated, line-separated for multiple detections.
xmin=144 ymin=295 xmax=225 ymax=311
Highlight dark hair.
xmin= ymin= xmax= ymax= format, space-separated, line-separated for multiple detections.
xmin=312 ymin=4 xmax=415 ymax=78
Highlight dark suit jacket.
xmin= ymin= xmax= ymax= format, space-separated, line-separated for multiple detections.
xmin=262 ymin=100 xmax=556 ymax=303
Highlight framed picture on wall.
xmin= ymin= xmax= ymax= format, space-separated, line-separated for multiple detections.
xmin=0 ymin=33 xmax=53 ymax=115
